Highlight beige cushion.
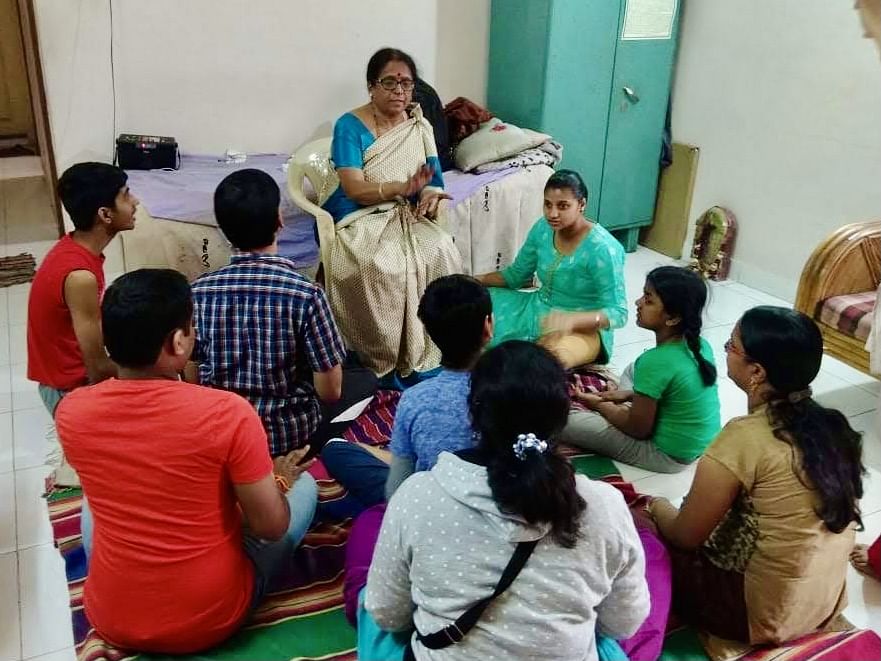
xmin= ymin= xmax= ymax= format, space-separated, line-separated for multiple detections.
xmin=454 ymin=118 xmax=551 ymax=172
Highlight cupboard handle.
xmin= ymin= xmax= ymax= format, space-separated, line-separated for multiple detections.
xmin=623 ymin=86 xmax=640 ymax=103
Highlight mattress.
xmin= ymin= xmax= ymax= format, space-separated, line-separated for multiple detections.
xmin=121 ymin=153 xmax=552 ymax=280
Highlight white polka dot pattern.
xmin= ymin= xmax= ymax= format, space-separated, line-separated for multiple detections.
xmin=364 ymin=453 xmax=651 ymax=660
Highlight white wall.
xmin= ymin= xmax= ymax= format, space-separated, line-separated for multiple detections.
xmin=434 ymin=0 xmax=490 ymax=105
xmin=33 ymin=0 xmax=490 ymax=174
xmin=34 ymin=0 xmax=115 ymax=169
xmin=671 ymin=0 xmax=881 ymax=301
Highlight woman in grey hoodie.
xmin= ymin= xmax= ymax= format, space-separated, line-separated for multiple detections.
xmin=366 ymin=341 xmax=650 ymax=660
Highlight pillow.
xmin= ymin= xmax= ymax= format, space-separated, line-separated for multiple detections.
xmin=453 ymin=118 xmax=551 ymax=172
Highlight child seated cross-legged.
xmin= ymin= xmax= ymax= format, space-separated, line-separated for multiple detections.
xmin=364 ymin=341 xmax=650 ymax=660
xmin=56 ymin=270 xmax=318 ymax=655
xmin=320 ymin=274 xmax=493 ymax=514
xmin=561 ymin=266 xmax=721 ymax=473
xmin=319 ymin=274 xmax=492 ymax=627
xmin=28 ymin=162 xmax=138 ymax=486
xmin=191 ymin=169 xmax=377 ymax=458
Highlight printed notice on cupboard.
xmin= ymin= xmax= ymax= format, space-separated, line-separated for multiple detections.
xmin=622 ymin=0 xmax=677 ymax=40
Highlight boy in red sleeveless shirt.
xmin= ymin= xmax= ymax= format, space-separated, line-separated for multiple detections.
xmin=27 ymin=162 xmax=138 ymax=417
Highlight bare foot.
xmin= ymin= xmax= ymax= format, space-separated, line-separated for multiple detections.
xmin=850 ymin=544 xmax=877 ymax=579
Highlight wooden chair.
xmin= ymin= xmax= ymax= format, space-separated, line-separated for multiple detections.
xmin=795 ymin=220 xmax=881 ymax=374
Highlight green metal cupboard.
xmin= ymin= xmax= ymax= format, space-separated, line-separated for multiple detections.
xmin=487 ymin=0 xmax=681 ymax=250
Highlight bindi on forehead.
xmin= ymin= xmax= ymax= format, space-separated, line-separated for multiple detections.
xmin=381 ymin=62 xmax=412 ymax=79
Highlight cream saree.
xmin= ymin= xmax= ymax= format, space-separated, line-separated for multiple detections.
xmin=328 ymin=107 xmax=462 ymax=376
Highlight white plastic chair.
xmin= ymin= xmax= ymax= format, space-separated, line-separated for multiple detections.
xmin=287 ymin=137 xmax=337 ymax=278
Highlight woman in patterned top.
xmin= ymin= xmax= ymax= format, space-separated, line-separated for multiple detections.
xmin=477 ymin=170 xmax=627 ymax=368
xmin=646 ymin=307 xmax=865 ymax=645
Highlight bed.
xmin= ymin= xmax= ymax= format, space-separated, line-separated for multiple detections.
xmin=120 ymin=152 xmax=551 ymax=281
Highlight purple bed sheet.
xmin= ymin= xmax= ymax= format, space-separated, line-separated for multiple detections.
xmin=125 ymin=153 xmax=519 ymax=268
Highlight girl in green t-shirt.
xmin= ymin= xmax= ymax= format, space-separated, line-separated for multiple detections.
xmin=559 ymin=266 xmax=721 ymax=473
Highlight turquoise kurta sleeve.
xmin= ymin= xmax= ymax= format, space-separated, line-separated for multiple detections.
xmin=593 ymin=230 xmax=628 ymax=330
xmin=500 ymin=219 xmax=542 ymax=288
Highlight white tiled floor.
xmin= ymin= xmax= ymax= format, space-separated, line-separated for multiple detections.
xmin=2 ymin=176 xmax=77 ymax=661
xmin=0 ymin=175 xmax=879 ymax=659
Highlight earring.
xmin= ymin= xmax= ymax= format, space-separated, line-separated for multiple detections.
xmin=747 ymin=377 xmax=760 ymax=395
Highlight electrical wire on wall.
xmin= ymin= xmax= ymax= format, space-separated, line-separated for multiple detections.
xmin=108 ymin=0 xmax=127 ymax=267
xmin=109 ymin=0 xmax=117 ymax=163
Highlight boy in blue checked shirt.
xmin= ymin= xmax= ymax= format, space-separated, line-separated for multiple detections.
xmin=191 ymin=169 xmax=377 ymax=456
xmin=320 ymin=274 xmax=493 ymax=517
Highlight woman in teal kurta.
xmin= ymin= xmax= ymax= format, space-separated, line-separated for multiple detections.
xmin=477 ymin=170 xmax=627 ymax=367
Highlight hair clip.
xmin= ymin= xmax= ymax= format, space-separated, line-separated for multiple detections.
xmin=513 ymin=433 xmax=548 ymax=461
xmin=787 ymin=388 xmax=812 ymax=404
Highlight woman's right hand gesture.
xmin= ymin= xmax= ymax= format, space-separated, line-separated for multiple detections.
xmin=402 ymin=164 xmax=434 ymax=197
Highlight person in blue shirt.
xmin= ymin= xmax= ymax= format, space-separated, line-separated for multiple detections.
xmin=320 ymin=274 xmax=493 ymax=516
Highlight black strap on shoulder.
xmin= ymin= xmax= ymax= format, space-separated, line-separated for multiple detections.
xmin=414 ymin=539 xmax=538 ymax=650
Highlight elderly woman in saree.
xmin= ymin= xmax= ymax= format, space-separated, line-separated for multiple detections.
xmin=322 ymin=48 xmax=461 ymax=378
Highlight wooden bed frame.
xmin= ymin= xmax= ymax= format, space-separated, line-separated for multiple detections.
xmin=795 ymin=220 xmax=881 ymax=374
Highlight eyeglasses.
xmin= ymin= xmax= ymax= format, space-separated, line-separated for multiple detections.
xmin=377 ymin=77 xmax=414 ymax=92
xmin=723 ymin=338 xmax=747 ymax=357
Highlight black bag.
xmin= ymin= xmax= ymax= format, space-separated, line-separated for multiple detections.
xmin=402 ymin=539 xmax=538 ymax=660
xmin=414 ymin=78 xmax=453 ymax=171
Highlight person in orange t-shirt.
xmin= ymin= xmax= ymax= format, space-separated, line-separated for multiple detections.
xmin=56 ymin=269 xmax=318 ymax=655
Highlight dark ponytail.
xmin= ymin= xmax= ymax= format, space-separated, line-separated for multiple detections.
xmin=646 ymin=266 xmax=716 ymax=386
xmin=469 ymin=341 xmax=585 ymax=547
xmin=740 ymin=307 xmax=865 ymax=533
xmin=545 ymin=169 xmax=589 ymax=205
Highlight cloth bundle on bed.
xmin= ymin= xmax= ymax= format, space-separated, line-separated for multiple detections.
xmin=453 ymin=117 xmax=562 ymax=173
xmin=47 ymin=370 xmax=880 ymax=661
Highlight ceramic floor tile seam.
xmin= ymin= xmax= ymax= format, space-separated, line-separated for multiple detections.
xmin=22 ymin=650 xmax=77 ymax=661
xmin=12 ymin=469 xmax=50 ymax=554
xmin=10 ymin=547 xmax=23 ymax=661
xmin=17 ymin=544 xmax=77 ymax=658
xmin=857 ymin=381 xmax=881 ymax=395
xmin=701 ymin=319 xmax=740 ymax=331
xmin=864 ymin=503 xmax=881 ymax=517
xmin=11 ymin=377 xmax=23 ymax=661
xmin=847 ymin=403 xmax=881 ymax=417
xmin=614 ymin=336 xmax=654 ymax=348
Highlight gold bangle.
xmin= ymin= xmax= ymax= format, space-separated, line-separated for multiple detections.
xmin=378 ymin=182 xmax=384 ymax=200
